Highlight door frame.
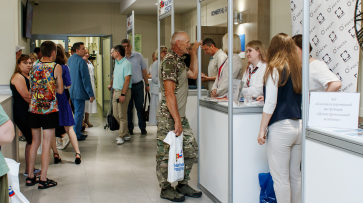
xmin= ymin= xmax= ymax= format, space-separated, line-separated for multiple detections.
xmin=30 ymin=34 xmax=113 ymax=116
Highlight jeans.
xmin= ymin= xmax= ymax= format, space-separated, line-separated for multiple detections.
xmin=71 ymin=99 xmax=85 ymax=138
xmin=127 ymin=82 xmax=146 ymax=130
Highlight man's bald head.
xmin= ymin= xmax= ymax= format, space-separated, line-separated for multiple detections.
xmin=171 ymin=31 xmax=190 ymax=56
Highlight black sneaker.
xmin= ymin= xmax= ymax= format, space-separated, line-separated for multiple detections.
xmin=141 ymin=129 xmax=147 ymax=135
xmin=176 ymin=184 xmax=202 ymax=198
xmin=129 ymin=129 xmax=134 ymax=135
xmin=160 ymin=186 xmax=185 ymax=202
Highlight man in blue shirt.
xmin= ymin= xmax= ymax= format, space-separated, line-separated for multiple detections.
xmin=112 ymin=45 xmax=132 ymax=145
xmin=68 ymin=42 xmax=94 ymax=141
xmin=121 ymin=39 xmax=150 ymax=135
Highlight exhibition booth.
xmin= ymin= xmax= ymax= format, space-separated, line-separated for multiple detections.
xmin=191 ymin=0 xmax=363 ymax=203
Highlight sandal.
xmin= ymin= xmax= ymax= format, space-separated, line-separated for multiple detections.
xmin=38 ymin=178 xmax=57 ymax=189
xmin=26 ymin=176 xmax=39 ymax=186
xmin=75 ymin=153 xmax=81 ymax=165
xmin=54 ymin=153 xmax=62 ymax=164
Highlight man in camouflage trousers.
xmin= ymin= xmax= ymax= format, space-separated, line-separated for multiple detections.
xmin=156 ymin=31 xmax=202 ymax=202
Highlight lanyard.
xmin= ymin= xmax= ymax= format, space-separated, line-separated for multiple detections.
xmin=246 ymin=66 xmax=259 ymax=87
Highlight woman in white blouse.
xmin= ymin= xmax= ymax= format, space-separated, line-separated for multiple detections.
xmin=211 ymin=33 xmax=243 ymax=98
xmin=292 ymin=34 xmax=341 ymax=92
xmin=257 ymin=33 xmax=302 ymax=203
xmin=241 ymin=40 xmax=267 ymax=99
xmin=83 ymin=49 xmax=98 ymax=127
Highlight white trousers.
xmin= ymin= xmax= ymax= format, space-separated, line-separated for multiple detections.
xmin=267 ymin=119 xmax=302 ymax=203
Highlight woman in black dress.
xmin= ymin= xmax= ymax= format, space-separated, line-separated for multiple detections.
xmin=10 ymin=55 xmax=41 ymax=176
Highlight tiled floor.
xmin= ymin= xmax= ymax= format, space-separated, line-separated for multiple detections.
xmin=18 ymin=113 xmax=213 ymax=203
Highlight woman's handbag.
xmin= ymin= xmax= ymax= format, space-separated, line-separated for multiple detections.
xmin=144 ymin=92 xmax=151 ymax=122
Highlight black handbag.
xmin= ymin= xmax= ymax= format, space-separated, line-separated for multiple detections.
xmin=107 ymin=115 xmax=119 ymax=131
xmin=144 ymin=92 xmax=151 ymax=122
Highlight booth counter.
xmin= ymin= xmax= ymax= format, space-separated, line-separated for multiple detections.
xmin=0 ymin=95 xmax=18 ymax=162
xmin=199 ymin=99 xmax=269 ymax=203
xmin=305 ymin=127 xmax=363 ymax=203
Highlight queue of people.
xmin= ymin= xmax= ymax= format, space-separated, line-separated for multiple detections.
xmin=2 ymin=29 xmax=343 ymax=202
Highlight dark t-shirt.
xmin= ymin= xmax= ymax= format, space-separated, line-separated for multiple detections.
xmin=182 ymin=54 xmax=196 ymax=86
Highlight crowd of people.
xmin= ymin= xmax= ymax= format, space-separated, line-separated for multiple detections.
xmin=0 ymin=29 xmax=343 ymax=202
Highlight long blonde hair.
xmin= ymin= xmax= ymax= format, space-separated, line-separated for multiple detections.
xmin=263 ymin=33 xmax=302 ymax=94
xmin=245 ymin=40 xmax=267 ymax=73
xmin=11 ymin=55 xmax=30 ymax=80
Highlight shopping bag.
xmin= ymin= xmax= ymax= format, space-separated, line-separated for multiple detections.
xmin=163 ymin=131 xmax=184 ymax=183
xmin=144 ymin=93 xmax=151 ymax=122
xmin=5 ymin=158 xmax=30 ymax=203
xmin=259 ymin=172 xmax=277 ymax=203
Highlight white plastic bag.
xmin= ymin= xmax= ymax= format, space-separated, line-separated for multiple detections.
xmin=163 ymin=131 xmax=184 ymax=183
xmin=5 ymin=158 xmax=30 ymax=203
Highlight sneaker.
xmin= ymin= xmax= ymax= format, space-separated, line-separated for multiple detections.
xmin=176 ymin=184 xmax=202 ymax=198
xmin=124 ymin=136 xmax=131 ymax=141
xmin=77 ymin=137 xmax=86 ymax=141
xmin=62 ymin=134 xmax=70 ymax=149
xmin=56 ymin=140 xmax=63 ymax=149
xmin=160 ymin=186 xmax=185 ymax=202
xmin=116 ymin=138 xmax=124 ymax=145
xmin=141 ymin=129 xmax=147 ymax=135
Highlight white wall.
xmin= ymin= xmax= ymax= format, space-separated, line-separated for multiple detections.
xmin=270 ymin=0 xmax=292 ymax=39
xmin=32 ymin=2 xmax=157 ymax=67
xmin=0 ymin=0 xmax=17 ymax=85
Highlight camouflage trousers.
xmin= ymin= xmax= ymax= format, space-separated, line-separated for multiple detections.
xmin=156 ymin=116 xmax=198 ymax=189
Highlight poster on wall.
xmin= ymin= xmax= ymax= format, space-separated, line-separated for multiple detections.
xmin=159 ymin=0 xmax=172 ymax=19
xmin=238 ymin=34 xmax=246 ymax=58
xmin=127 ymin=33 xmax=142 ymax=53
xmin=127 ymin=11 xmax=134 ymax=34
xmin=291 ymin=0 xmax=361 ymax=92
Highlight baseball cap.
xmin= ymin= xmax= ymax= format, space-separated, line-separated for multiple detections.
xmin=16 ymin=45 xmax=25 ymax=53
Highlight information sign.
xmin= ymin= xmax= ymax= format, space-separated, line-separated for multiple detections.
xmin=308 ymin=92 xmax=360 ymax=129
xmin=159 ymin=0 xmax=172 ymax=17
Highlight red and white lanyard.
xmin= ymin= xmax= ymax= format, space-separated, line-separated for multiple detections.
xmin=246 ymin=66 xmax=259 ymax=87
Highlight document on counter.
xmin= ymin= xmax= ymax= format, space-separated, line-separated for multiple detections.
xmin=308 ymin=92 xmax=360 ymax=129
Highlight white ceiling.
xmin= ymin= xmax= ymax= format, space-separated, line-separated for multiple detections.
xmin=35 ymin=0 xmax=200 ymax=15
xmin=121 ymin=0 xmax=199 ymax=15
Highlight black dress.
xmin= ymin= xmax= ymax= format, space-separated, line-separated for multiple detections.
xmin=10 ymin=74 xmax=32 ymax=145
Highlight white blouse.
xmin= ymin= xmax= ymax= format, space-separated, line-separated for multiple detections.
xmin=211 ymin=53 xmax=243 ymax=97
xmin=263 ymin=69 xmax=279 ymax=115
xmin=309 ymin=60 xmax=340 ymax=92
xmin=241 ymin=61 xmax=267 ymax=98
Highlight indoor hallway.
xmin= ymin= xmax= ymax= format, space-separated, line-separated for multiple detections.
xmin=18 ymin=114 xmax=213 ymax=203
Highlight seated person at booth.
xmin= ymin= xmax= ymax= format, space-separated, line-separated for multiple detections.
xmin=292 ymin=34 xmax=341 ymax=92
xmin=211 ymin=33 xmax=243 ymax=98
xmin=241 ymin=40 xmax=267 ymax=99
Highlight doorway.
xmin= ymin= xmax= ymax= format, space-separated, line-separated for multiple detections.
xmin=30 ymin=34 xmax=113 ymax=116
xmin=200 ymin=26 xmax=228 ymax=90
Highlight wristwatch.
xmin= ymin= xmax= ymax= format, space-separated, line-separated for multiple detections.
xmin=121 ymin=94 xmax=126 ymax=96
xmin=145 ymin=84 xmax=149 ymax=87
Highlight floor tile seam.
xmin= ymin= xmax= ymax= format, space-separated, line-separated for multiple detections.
xmin=116 ymin=137 xmax=155 ymax=202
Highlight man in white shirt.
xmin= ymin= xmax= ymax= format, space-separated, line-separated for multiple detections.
xmin=201 ymin=38 xmax=227 ymax=90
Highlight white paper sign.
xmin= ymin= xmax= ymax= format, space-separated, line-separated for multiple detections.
xmin=159 ymin=0 xmax=172 ymax=17
xmin=308 ymin=92 xmax=360 ymax=129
